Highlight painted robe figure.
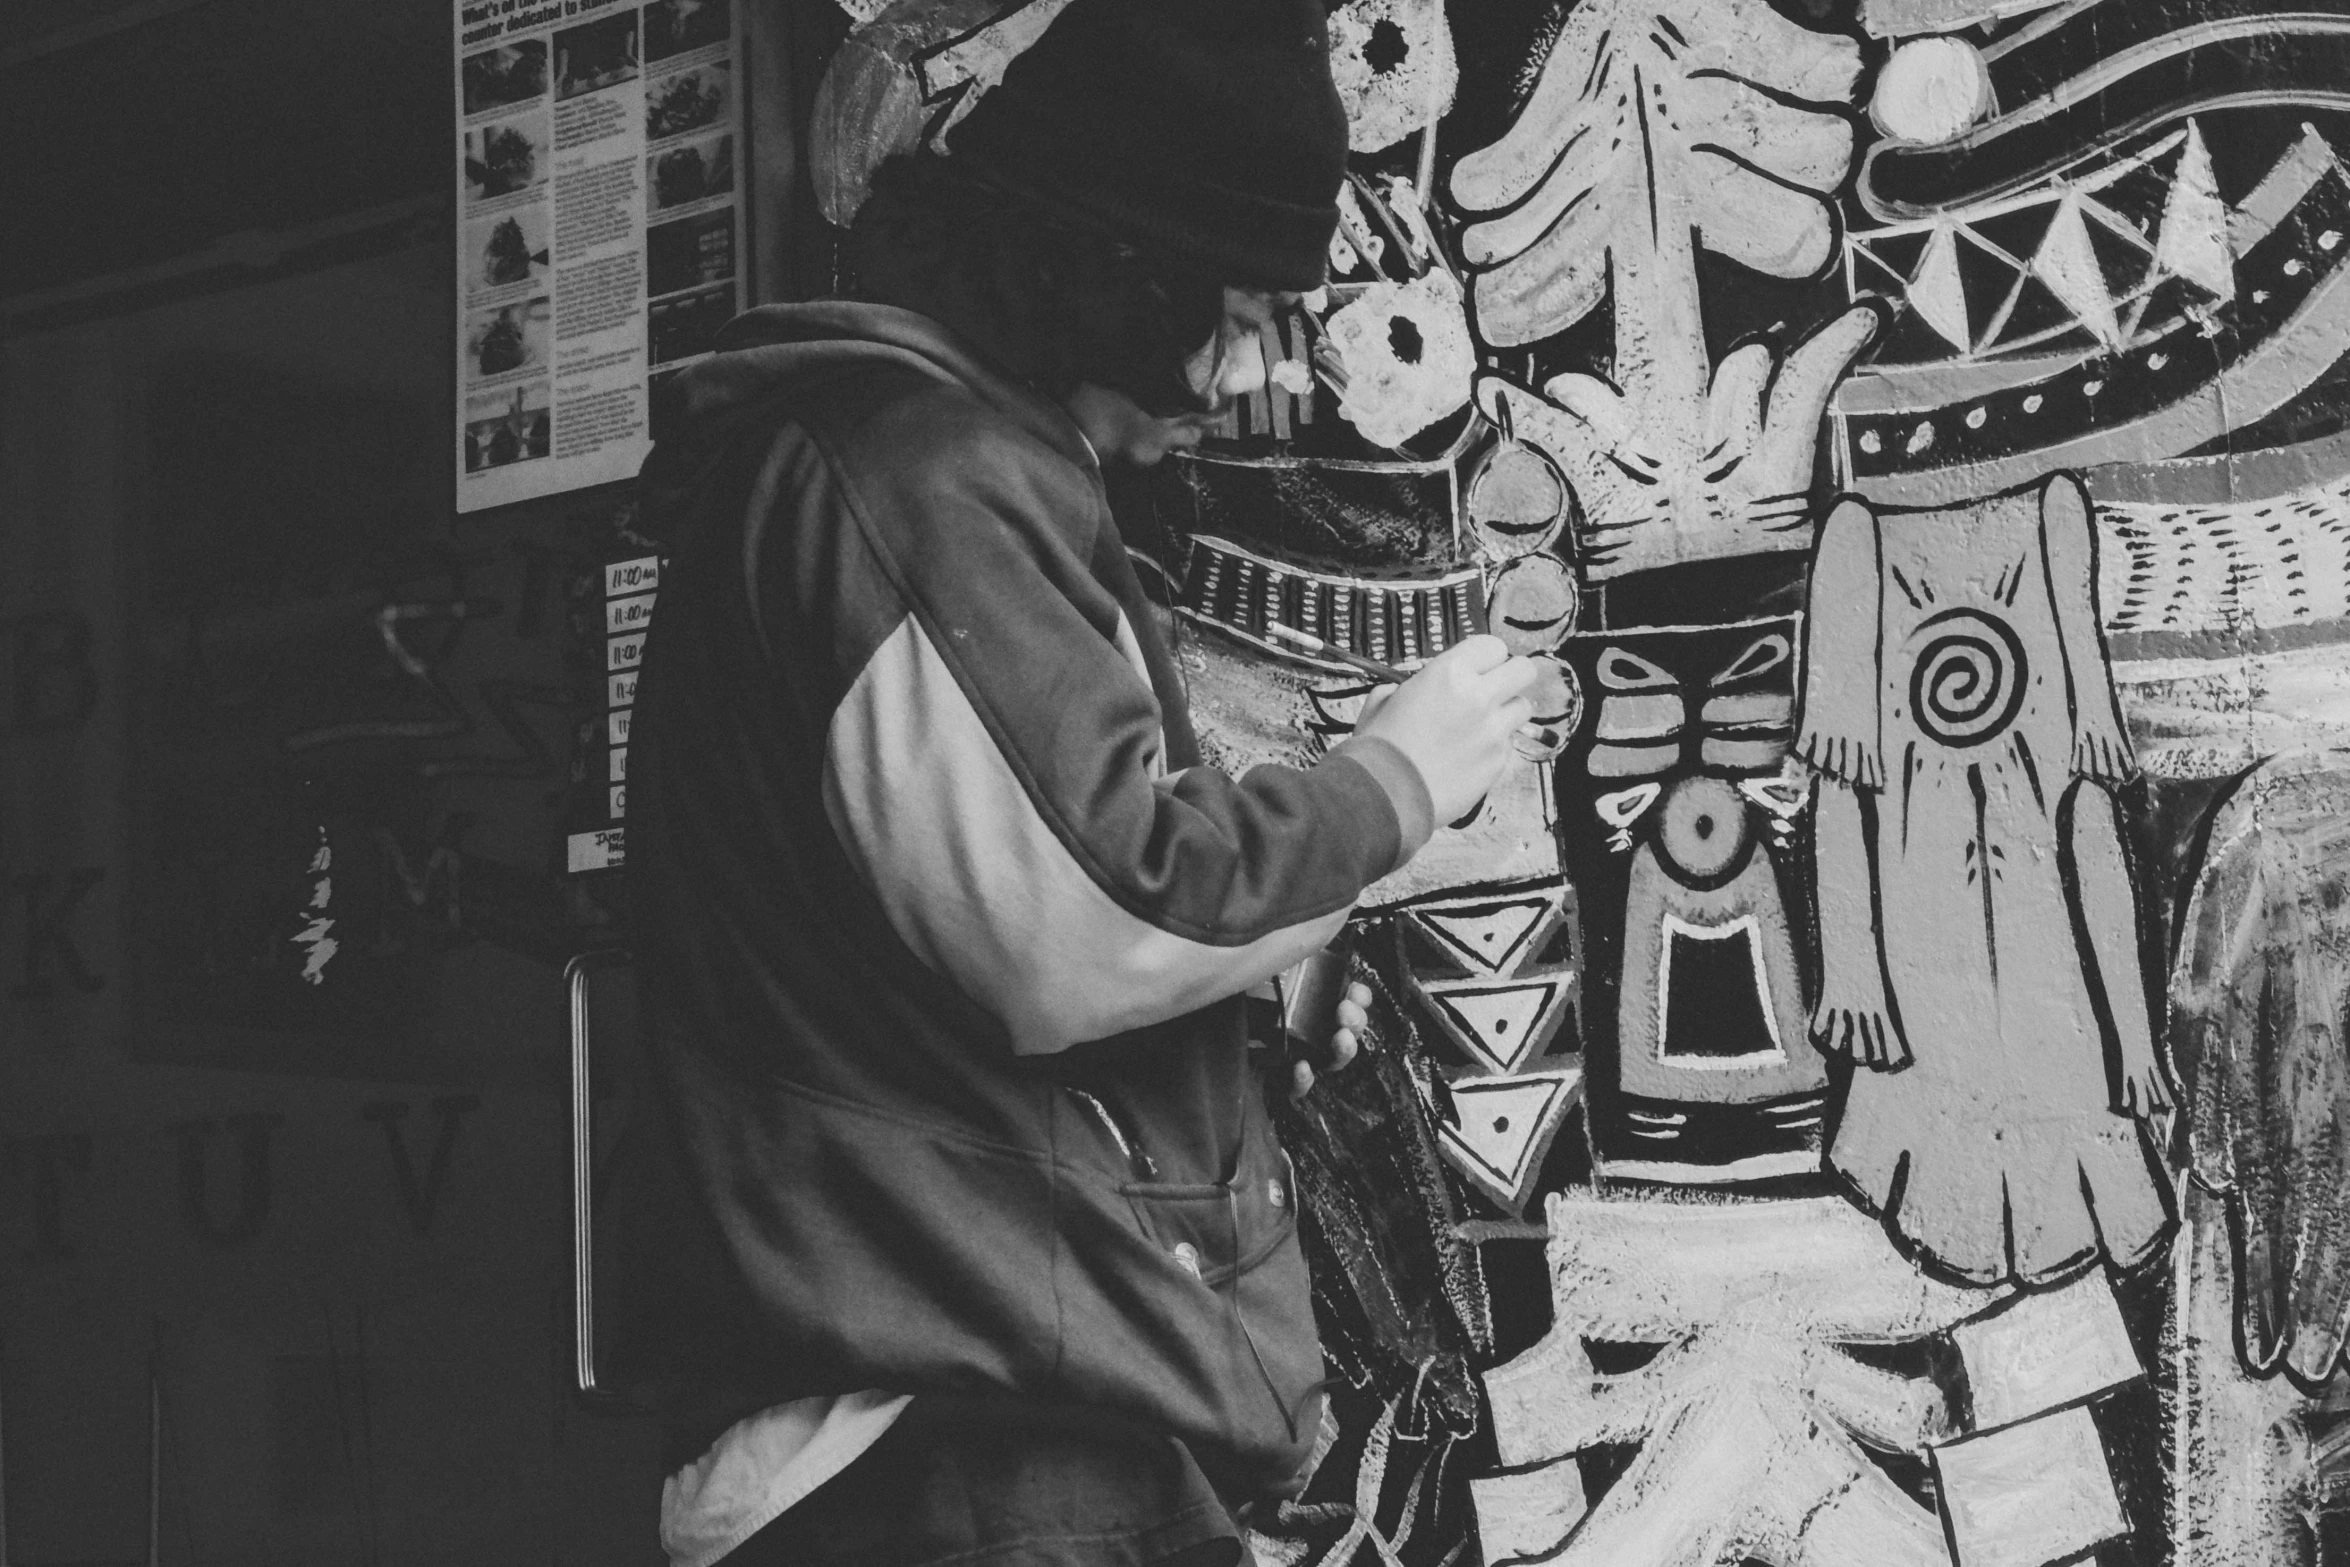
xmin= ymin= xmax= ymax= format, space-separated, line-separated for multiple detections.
xmin=1798 ymin=474 xmax=2174 ymax=1286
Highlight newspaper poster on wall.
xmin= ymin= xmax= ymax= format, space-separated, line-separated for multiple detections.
xmin=454 ymin=0 xmax=743 ymax=512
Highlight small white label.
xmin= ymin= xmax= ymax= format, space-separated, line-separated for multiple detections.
xmin=1954 ymin=1270 xmax=2143 ymax=1430
xmin=1934 ymin=1406 xmax=2126 ymax=1567
xmin=609 ymin=745 xmax=628 ymax=782
xmin=605 ymin=556 xmax=661 ymax=596
xmin=609 ymin=783 xmax=627 ymax=818
xmin=567 ymin=829 xmax=625 ymax=873
xmin=608 ymin=671 xmax=637 ymax=707
xmin=608 ymin=632 xmax=645 ymax=670
xmin=609 ymin=708 xmax=632 ymax=745
xmin=606 ymin=592 xmax=657 ymax=633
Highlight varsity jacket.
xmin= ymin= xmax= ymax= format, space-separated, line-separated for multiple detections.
xmin=619 ymin=302 xmax=1435 ymax=1498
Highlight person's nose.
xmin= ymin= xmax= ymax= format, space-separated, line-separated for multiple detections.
xmin=1213 ymin=320 xmax=1267 ymax=404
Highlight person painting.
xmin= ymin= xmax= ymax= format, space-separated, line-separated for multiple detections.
xmin=619 ymin=2 xmax=1539 ymax=1563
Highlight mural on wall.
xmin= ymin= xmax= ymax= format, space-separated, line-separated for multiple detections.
xmin=813 ymin=0 xmax=2350 ymax=1561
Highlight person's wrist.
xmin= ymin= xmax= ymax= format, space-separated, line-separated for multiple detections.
xmin=1327 ymin=733 xmax=1435 ymax=872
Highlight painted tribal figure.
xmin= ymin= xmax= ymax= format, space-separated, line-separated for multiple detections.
xmin=617 ymin=3 xmax=1539 ymax=1564
xmin=1802 ymin=476 xmax=2173 ymax=1286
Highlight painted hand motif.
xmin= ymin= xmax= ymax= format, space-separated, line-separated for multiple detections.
xmin=1474 ymin=306 xmax=1879 ymax=578
xmin=1451 ymin=0 xmax=1862 ymax=348
xmin=2114 ymin=1030 xmax=2175 ymax=1121
xmin=1477 ymin=1196 xmax=1989 ymax=1567
xmin=1809 ymin=774 xmax=1911 ymax=1070
xmin=1451 ymin=0 xmax=1876 ymax=577
xmin=1812 ymin=989 xmax=1912 ymax=1072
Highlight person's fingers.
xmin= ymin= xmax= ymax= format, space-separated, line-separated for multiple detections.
xmin=1327 ymin=1028 xmax=1359 ymax=1073
xmin=1343 ymin=981 xmax=1372 ymax=1011
xmin=1438 ymin=633 xmax=1513 ymax=675
xmin=1335 ymin=999 xmax=1369 ymax=1034
xmin=1290 ymin=1060 xmax=1316 ymax=1100
xmin=1475 ymin=660 xmax=1547 ymax=707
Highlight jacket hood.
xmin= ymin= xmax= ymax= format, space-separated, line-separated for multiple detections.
xmin=635 ymin=300 xmax=1093 ymax=542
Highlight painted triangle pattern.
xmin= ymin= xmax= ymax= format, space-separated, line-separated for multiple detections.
xmin=1908 ymin=226 xmax=1971 ymax=352
xmin=2154 ymin=120 xmax=2234 ymax=302
xmin=1421 ymin=977 xmax=1571 ymax=1075
xmin=1844 ymin=122 xmax=2333 ymax=367
xmin=2031 ymin=195 xmax=2122 ymax=348
xmin=1409 ymin=894 xmax=1561 ymax=976
xmin=1439 ymin=1069 xmax=1583 ymax=1214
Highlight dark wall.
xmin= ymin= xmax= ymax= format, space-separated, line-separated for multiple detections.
xmin=0 ymin=0 xmax=679 ymax=1554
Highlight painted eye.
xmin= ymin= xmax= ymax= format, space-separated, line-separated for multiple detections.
xmin=1711 ymin=634 xmax=1792 ymax=687
xmin=1594 ymin=782 xmax=1663 ymax=829
xmin=1466 ymin=441 xmax=1574 ymax=558
xmin=1596 ymin=646 xmax=1676 ymax=691
xmin=1486 ymin=556 xmax=1580 ymax=654
xmin=1513 ymin=657 xmax=1582 ymax=760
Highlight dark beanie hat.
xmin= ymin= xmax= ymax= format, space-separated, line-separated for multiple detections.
xmin=947 ymin=0 xmax=1350 ymax=293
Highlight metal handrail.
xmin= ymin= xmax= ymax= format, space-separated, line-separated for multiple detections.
xmin=564 ymin=948 xmax=632 ymax=1399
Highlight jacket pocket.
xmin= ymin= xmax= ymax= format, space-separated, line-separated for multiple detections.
xmin=1119 ymin=1180 xmax=1249 ymax=1286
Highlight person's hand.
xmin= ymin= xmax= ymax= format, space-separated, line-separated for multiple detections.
xmin=1290 ymin=981 xmax=1373 ymax=1100
xmin=1353 ymin=634 xmax=1541 ymax=826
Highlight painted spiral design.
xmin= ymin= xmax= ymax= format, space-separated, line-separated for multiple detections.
xmin=1907 ymin=608 xmax=2028 ymax=748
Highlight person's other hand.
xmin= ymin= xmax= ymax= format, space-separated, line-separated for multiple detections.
xmin=1353 ymin=634 xmax=1541 ymax=825
xmin=1291 ymin=981 xmax=1373 ymax=1100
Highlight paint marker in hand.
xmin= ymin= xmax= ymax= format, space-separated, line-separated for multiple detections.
xmin=1267 ymin=622 xmax=1551 ymax=754
xmin=1265 ymin=622 xmax=1418 ymax=683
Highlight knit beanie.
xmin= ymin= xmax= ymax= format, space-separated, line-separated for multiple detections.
xmin=947 ymin=0 xmax=1350 ymax=294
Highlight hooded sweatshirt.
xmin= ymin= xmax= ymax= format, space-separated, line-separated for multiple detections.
xmin=617 ymin=301 xmax=1435 ymax=1498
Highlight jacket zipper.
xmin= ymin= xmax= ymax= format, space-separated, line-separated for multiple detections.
xmin=1066 ymin=1088 xmax=1157 ymax=1179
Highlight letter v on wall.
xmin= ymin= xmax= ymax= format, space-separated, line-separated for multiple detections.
xmin=361 ymin=1097 xmax=480 ymax=1235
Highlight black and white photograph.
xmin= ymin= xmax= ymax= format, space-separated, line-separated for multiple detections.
xmin=463 ymin=381 xmax=551 ymax=470
xmin=461 ymin=112 xmax=546 ymax=203
xmin=646 ymin=207 xmax=734 ymax=298
xmin=646 ymin=59 xmax=728 ymax=142
xmin=647 ymin=279 xmax=733 ymax=365
xmin=463 ymin=295 xmax=549 ymax=379
xmin=553 ymin=11 xmax=638 ymax=101
xmin=643 ymin=0 xmax=730 ymax=63
xmin=464 ymin=207 xmax=550 ymax=293
xmin=459 ymin=38 xmax=546 ymax=115
xmin=23 ymin=0 xmax=2350 ymax=1562
xmin=646 ymin=130 xmax=732 ymax=211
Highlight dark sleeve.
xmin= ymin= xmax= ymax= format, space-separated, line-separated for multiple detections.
xmin=813 ymin=389 xmax=1434 ymax=1053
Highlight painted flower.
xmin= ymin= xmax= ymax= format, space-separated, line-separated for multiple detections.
xmin=1321 ymin=270 xmax=1476 ymax=449
xmin=1327 ymin=0 xmax=1457 ymax=154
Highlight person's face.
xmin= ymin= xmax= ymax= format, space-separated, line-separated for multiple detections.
xmin=1064 ymin=287 xmax=1291 ymax=468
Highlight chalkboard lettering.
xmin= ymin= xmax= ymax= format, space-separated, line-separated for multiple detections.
xmin=172 ymin=1113 xmax=284 ymax=1249
xmin=10 ymin=867 xmax=107 ymax=1000
xmin=2 ymin=612 xmax=98 ymax=737
xmin=360 ymin=1096 xmax=480 ymax=1235
xmin=5 ymin=1131 xmax=90 ymax=1263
